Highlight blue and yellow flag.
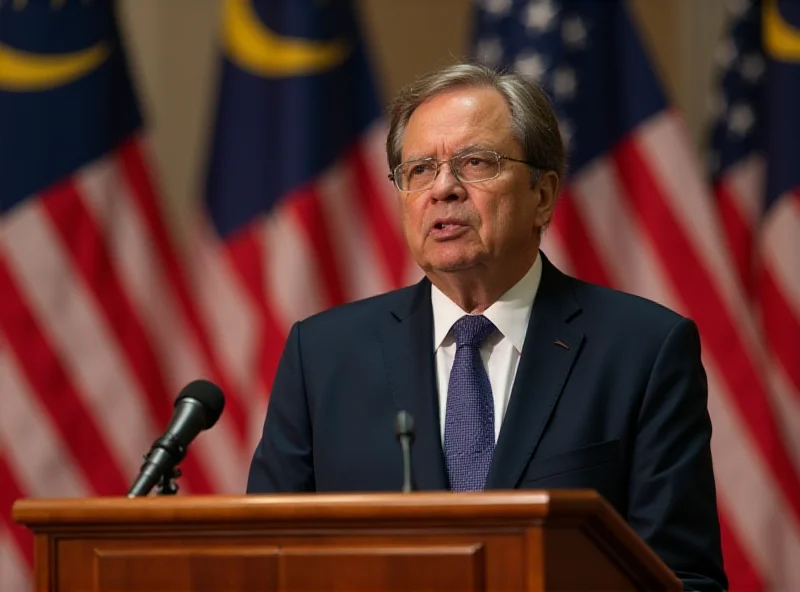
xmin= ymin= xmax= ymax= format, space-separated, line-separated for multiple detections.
xmin=0 ymin=0 xmax=141 ymax=212
xmin=200 ymin=0 xmax=410 ymax=391
xmin=204 ymin=0 xmax=382 ymax=239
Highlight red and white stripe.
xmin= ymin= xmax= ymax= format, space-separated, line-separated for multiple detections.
xmin=0 ymin=135 xmax=266 ymax=589
xmin=714 ymin=155 xmax=765 ymax=295
xmin=716 ymin=157 xmax=800 ymax=592
xmin=0 ymin=523 xmax=29 ymax=592
xmin=189 ymin=121 xmax=418 ymax=409
xmin=544 ymin=110 xmax=800 ymax=591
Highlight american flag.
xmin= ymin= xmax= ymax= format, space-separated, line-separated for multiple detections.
xmin=0 ymin=0 xmax=409 ymax=588
xmin=188 ymin=0 xmax=416 ymax=425
xmin=708 ymin=0 xmax=800 ymax=589
xmin=0 ymin=1 xmax=232 ymax=586
xmin=473 ymin=0 xmax=799 ymax=590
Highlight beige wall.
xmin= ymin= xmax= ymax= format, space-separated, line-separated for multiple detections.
xmin=117 ymin=0 xmax=728 ymax=240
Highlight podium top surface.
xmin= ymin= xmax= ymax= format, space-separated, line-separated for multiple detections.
xmin=14 ymin=490 xmax=606 ymax=526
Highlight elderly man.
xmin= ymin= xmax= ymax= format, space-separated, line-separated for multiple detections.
xmin=246 ymin=63 xmax=727 ymax=591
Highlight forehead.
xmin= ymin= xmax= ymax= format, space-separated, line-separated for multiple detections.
xmin=402 ymin=86 xmax=516 ymax=159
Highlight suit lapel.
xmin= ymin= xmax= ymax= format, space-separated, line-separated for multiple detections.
xmin=380 ymin=280 xmax=449 ymax=490
xmin=487 ymin=256 xmax=585 ymax=489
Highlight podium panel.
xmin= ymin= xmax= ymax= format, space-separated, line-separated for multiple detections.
xmin=13 ymin=490 xmax=682 ymax=592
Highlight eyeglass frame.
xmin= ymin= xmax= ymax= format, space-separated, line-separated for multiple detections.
xmin=387 ymin=149 xmax=540 ymax=192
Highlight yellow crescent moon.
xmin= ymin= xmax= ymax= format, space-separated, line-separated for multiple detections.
xmin=0 ymin=42 xmax=110 ymax=92
xmin=222 ymin=0 xmax=351 ymax=77
xmin=764 ymin=0 xmax=800 ymax=62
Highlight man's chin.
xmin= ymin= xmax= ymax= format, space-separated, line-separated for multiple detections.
xmin=427 ymin=255 xmax=482 ymax=274
xmin=415 ymin=244 xmax=485 ymax=274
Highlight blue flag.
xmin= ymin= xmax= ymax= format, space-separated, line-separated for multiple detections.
xmin=204 ymin=0 xmax=382 ymax=240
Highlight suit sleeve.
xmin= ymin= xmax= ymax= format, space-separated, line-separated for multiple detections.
xmin=628 ymin=317 xmax=728 ymax=592
xmin=246 ymin=322 xmax=315 ymax=493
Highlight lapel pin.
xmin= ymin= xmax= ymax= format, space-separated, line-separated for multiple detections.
xmin=554 ymin=340 xmax=570 ymax=350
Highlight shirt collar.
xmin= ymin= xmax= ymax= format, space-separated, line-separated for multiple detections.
xmin=431 ymin=252 xmax=542 ymax=353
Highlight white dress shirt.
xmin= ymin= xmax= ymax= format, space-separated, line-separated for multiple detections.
xmin=431 ymin=253 xmax=542 ymax=443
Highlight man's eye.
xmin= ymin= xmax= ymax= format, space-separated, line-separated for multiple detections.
xmin=460 ymin=154 xmax=494 ymax=169
xmin=409 ymin=163 xmax=433 ymax=176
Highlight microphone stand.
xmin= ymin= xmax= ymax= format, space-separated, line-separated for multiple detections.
xmin=156 ymin=465 xmax=181 ymax=495
xmin=394 ymin=411 xmax=416 ymax=493
xmin=133 ymin=448 xmax=182 ymax=496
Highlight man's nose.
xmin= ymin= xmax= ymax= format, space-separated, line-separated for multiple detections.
xmin=429 ymin=163 xmax=466 ymax=202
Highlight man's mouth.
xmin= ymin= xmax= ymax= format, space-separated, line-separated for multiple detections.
xmin=430 ymin=220 xmax=469 ymax=239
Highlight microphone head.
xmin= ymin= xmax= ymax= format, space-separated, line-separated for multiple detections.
xmin=176 ymin=379 xmax=225 ymax=429
xmin=394 ymin=410 xmax=415 ymax=439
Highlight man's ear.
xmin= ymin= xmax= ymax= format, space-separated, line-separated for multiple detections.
xmin=533 ymin=170 xmax=560 ymax=229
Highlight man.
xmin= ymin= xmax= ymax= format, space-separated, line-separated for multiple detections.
xmin=246 ymin=63 xmax=727 ymax=591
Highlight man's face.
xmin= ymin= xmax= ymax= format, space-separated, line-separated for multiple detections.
xmin=398 ymin=86 xmax=552 ymax=278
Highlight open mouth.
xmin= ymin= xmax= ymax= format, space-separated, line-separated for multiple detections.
xmin=430 ymin=221 xmax=469 ymax=239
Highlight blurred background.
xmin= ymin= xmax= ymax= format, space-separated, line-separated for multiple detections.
xmin=119 ymin=0 xmax=725 ymax=237
xmin=2 ymin=1 xmax=798 ymax=591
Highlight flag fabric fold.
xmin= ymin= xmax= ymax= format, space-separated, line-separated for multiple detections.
xmin=473 ymin=0 xmax=799 ymax=589
xmin=708 ymin=2 xmax=800 ymax=587
xmin=1 ymin=2 xmax=247 ymax=588
xmin=191 ymin=0 xmax=414 ymax=419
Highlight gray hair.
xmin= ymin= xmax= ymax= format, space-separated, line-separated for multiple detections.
xmin=386 ymin=62 xmax=566 ymax=185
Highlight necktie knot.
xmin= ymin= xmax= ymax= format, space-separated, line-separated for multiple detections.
xmin=452 ymin=314 xmax=496 ymax=348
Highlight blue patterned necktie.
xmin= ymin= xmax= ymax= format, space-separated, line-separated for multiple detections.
xmin=444 ymin=314 xmax=497 ymax=492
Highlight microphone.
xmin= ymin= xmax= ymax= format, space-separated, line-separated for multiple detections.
xmin=127 ymin=379 xmax=225 ymax=498
xmin=394 ymin=411 xmax=416 ymax=493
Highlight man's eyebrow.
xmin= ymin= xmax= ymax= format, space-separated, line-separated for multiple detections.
xmin=401 ymin=153 xmax=434 ymax=162
xmin=402 ymin=144 xmax=492 ymax=162
xmin=453 ymin=144 xmax=491 ymax=157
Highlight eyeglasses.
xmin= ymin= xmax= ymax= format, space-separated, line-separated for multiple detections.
xmin=388 ymin=149 xmax=535 ymax=192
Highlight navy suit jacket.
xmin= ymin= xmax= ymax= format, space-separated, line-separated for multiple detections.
xmin=247 ymin=254 xmax=727 ymax=591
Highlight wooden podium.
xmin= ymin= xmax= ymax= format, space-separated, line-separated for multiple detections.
xmin=13 ymin=490 xmax=681 ymax=591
